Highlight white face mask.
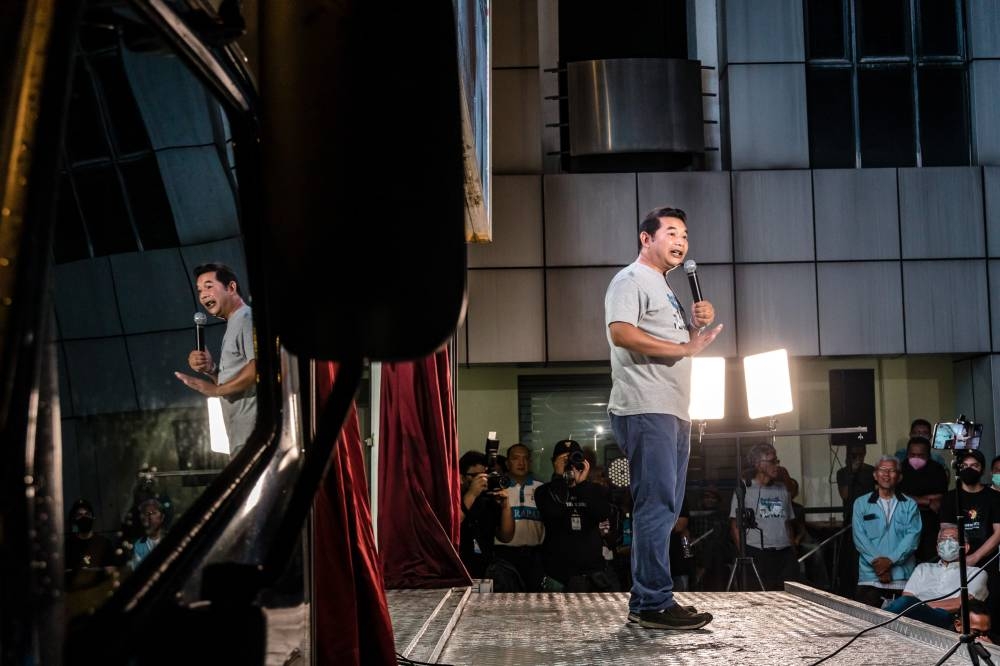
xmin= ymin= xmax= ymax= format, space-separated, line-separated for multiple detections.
xmin=937 ymin=537 xmax=960 ymax=562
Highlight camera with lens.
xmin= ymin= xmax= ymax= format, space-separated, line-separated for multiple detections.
xmin=484 ymin=431 xmax=509 ymax=492
xmin=565 ymin=450 xmax=586 ymax=471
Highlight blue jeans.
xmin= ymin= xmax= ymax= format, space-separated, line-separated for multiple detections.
xmin=883 ymin=595 xmax=953 ymax=628
xmin=610 ymin=412 xmax=690 ymax=612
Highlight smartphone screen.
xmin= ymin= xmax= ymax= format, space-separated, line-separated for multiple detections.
xmin=932 ymin=422 xmax=983 ymax=450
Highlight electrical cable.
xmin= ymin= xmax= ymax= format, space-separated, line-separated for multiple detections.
xmin=808 ymin=549 xmax=1000 ymax=665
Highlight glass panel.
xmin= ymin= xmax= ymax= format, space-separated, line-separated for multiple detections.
xmin=57 ymin=1 xmax=257 ymax=623
xmin=859 ymin=67 xmax=915 ymax=167
xmin=53 ymin=174 xmax=91 ymax=263
xmin=66 ymin=61 xmax=110 ymax=163
xmin=72 ymin=165 xmax=137 ymax=255
xmin=91 ymin=52 xmax=152 ymax=155
xmin=806 ymin=0 xmax=846 ymax=60
xmin=919 ymin=67 xmax=970 ymax=166
xmin=857 ymin=0 xmax=909 ymax=58
xmin=806 ymin=67 xmax=855 ymax=168
xmin=918 ymin=0 xmax=960 ymax=57
xmin=119 ymin=154 xmax=179 ymax=250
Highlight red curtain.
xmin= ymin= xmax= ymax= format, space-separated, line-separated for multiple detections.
xmin=313 ymin=362 xmax=396 ymax=665
xmin=378 ymin=346 xmax=470 ymax=588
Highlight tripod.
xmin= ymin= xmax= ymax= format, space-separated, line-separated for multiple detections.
xmin=934 ymin=462 xmax=995 ymax=666
xmin=726 ymin=436 xmax=765 ymax=592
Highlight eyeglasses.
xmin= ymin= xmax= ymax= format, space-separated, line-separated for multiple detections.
xmin=959 ymin=463 xmax=983 ymax=471
xmin=761 ymin=457 xmax=779 ymax=465
xmin=141 ymin=511 xmax=162 ymax=518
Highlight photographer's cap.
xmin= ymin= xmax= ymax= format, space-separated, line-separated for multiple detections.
xmin=957 ymin=448 xmax=986 ymax=468
xmin=552 ymin=439 xmax=582 ymax=461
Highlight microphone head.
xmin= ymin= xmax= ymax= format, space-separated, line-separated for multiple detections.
xmin=193 ymin=312 xmax=207 ymax=326
xmin=683 ymin=259 xmax=698 ymax=275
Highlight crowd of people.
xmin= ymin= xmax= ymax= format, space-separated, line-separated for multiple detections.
xmin=459 ymin=417 xmax=1000 ymax=643
xmin=64 ymin=476 xmax=174 ymax=617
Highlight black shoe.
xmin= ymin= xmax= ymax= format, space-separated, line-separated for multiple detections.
xmin=628 ymin=606 xmax=698 ymax=623
xmin=638 ymin=604 xmax=713 ymax=630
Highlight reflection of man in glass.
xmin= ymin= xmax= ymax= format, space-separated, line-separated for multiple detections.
xmin=174 ymin=263 xmax=256 ymax=453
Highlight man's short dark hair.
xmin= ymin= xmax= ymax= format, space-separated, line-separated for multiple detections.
xmin=194 ymin=262 xmax=243 ymax=298
xmin=639 ymin=207 xmax=686 ymax=237
xmin=459 ymin=451 xmax=488 ymax=473
xmin=907 ymin=436 xmax=931 ymax=452
xmin=967 ymin=598 xmax=991 ymax=619
xmin=910 ymin=418 xmax=932 ymax=432
xmin=991 ymin=455 xmax=1000 ymax=469
xmin=507 ymin=443 xmax=530 ymax=457
xmin=747 ymin=442 xmax=776 ymax=467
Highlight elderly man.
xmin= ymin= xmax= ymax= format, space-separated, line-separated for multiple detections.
xmin=853 ymin=455 xmax=922 ymax=608
xmin=729 ymin=442 xmax=798 ymax=590
xmin=883 ymin=524 xmax=989 ymax=628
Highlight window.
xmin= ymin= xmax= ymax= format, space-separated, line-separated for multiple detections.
xmin=517 ymin=374 xmax=613 ymax=476
xmin=804 ymin=0 xmax=969 ymax=168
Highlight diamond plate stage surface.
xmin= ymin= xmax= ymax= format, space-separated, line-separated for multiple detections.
xmin=387 ymin=584 xmax=1000 ymax=665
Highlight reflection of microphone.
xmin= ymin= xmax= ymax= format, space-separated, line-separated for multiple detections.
xmin=194 ymin=312 xmax=207 ymax=352
xmin=683 ymin=259 xmax=704 ymax=303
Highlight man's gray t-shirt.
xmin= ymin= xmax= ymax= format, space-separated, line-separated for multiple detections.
xmin=219 ymin=304 xmax=256 ymax=450
xmin=605 ymin=261 xmax=691 ymax=420
xmin=729 ymin=480 xmax=792 ymax=549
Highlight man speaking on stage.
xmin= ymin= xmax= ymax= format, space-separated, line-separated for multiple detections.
xmin=174 ymin=263 xmax=257 ymax=454
xmin=605 ymin=207 xmax=721 ymax=630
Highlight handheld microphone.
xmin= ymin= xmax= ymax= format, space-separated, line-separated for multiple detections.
xmin=194 ymin=312 xmax=207 ymax=352
xmin=683 ymin=259 xmax=704 ymax=303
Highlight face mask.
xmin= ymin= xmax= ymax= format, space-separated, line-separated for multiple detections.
xmin=908 ymin=457 xmax=927 ymax=471
xmin=71 ymin=515 xmax=94 ymax=534
xmin=937 ymin=537 xmax=960 ymax=562
xmin=992 ymin=474 xmax=1000 ymax=488
xmin=959 ymin=467 xmax=982 ymax=486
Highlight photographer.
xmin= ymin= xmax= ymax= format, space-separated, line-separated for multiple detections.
xmin=459 ymin=451 xmax=514 ymax=579
xmin=536 ymin=440 xmax=615 ymax=592
xmin=729 ymin=442 xmax=799 ymax=590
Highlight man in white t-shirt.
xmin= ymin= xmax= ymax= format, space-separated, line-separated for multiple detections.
xmin=883 ymin=525 xmax=988 ymax=628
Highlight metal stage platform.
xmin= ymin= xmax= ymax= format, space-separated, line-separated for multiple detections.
xmin=387 ymin=583 xmax=1000 ymax=665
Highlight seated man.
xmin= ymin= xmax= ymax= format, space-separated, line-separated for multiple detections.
xmin=130 ymin=497 xmax=166 ymax=570
xmin=458 ymin=451 xmax=514 ymax=578
xmin=883 ymin=525 xmax=988 ymax=628
xmin=536 ymin=440 xmax=614 ymax=592
xmin=955 ymin=599 xmax=993 ymax=644
xmin=853 ymin=456 xmax=922 ymax=607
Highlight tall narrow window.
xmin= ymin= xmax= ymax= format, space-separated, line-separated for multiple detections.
xmin=804 ymin=0 xmax=969 ymax=168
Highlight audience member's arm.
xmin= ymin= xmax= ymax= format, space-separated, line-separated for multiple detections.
xmin=967 ymin=523 xmax=1000 ymax=567
xmin=729 ymin=517 xmax=740 ymax=547
xmin=673 ymin=515 xmax=689 ymax=534
xmin=495 ymin=493 xmax=515 ymax=543
xmin=926 ymin=596 xmax=963 ymax=612
xmin=838 ymin=485 xmax=850 ymax=502
xmin=968 ymin=567 xmax=990 ymax=601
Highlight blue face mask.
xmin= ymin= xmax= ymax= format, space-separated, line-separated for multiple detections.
xmin=992 ymin=473 xmax=1000 ymax=488
xmin=937 ymin=537 xmax=960 ymax=562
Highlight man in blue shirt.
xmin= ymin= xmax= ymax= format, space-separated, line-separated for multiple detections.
xmin=853 ymin=455 xmax=922 ymax=608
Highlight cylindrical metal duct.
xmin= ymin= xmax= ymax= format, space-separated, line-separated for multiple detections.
xmin=567 ymin=58 xmax=704 ymax=156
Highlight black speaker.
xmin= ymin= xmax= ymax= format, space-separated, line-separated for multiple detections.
xmin=829 ymin=369 xmax=876 ymax=445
